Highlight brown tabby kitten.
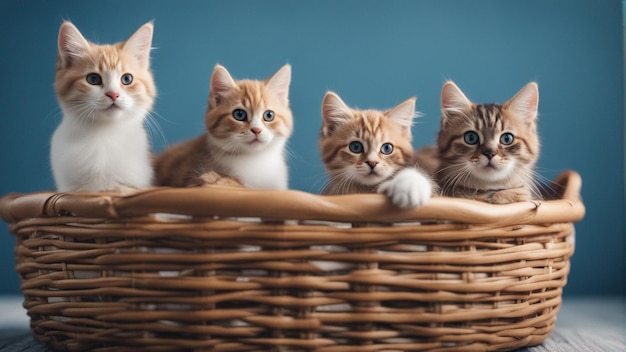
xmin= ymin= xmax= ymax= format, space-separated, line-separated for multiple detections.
xmin=154 ymin=64 xmax=293 ymax=189
xmin=320 ymin=92 xmax=433 ymax=208
xmin=433 ymin=81 xmax=540 ymax=204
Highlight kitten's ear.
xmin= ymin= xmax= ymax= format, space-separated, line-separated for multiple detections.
xmin=209 ymin=64 xmax=237 ymax=106
xmin=321 ymin=91 xmax=352 ymax=137
xmin=57 ymin=21 xmax=90 ymax=68
xmin=266 ymin=64 xmax=291 ymax=104
xmin=441 ymin=81 xmax=472 ymax=125
xmin=504 ymin=82 xmax=539 ymax=126
xmin=386 ymin=97 xmax=416 ymax=138
xmin=123 ymin=22 xmax=154 ymax=69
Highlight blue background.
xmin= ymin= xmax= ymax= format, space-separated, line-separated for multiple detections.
xmin=0 ymin=0 xmax=623 ymax=297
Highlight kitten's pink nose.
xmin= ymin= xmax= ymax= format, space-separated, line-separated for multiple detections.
xmin=106 ymin=92 xmax=120 ymax=102
xmin=366 ymin=160 xmax=379 ymax=169
xmin=251 ymin=127 xmax=262 ymax=136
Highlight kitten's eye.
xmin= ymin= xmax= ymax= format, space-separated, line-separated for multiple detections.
xmin=464 ymin=131 xmax=480 ymax=145
xmin=500 ymin=133 xmax=515 ymax=145
xmin=232 ymin=109 xmax=248 ymax=121
xmin=348 ymin=141 xmax=364 ymax=154
xmin=86 ymin=73 xmax=102 ymax=85
xmin=121 ymin=73 xmax=133 ymax=85
xmin=380 ymin=143 xmax=394 ymax=155
xmin=263 ymin=110 xmax=275 ymax=122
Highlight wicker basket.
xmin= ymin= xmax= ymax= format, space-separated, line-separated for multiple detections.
xmin=0 ymin=171 xmax=584 ymax=352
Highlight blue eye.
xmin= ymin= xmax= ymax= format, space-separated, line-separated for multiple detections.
xmin=263 ymin=110 xmax=275 ymax=122
xmin=380 ymin=143 xmax=394 ymax=155
xmin=464 ymin=131 xmax=480 ymax=145
xmin=500 ymin=133 xmax=515 ymax=145
xmin=348 ymin=141 xmax=363 ymax=154
xmin=86 ymin=73 xmax=102 ymax=85
xmin=121 ymin=73 xmax=133 ymax=85
xmin=232 ymin=109 xmax=247 ymax=121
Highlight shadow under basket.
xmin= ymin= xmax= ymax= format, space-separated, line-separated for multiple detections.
xmin=0 ymin=171 xmax=585 ymax=352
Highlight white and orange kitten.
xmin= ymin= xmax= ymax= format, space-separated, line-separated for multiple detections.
xmin=154 ymin=64 xmax=293 ymax=189
xmin=51 ymin=21 xmax=156 ymax=192
xmin=432 ymin=81 xmax=540 ymax=203
xmin=319 ymin=92 xmax=433 ymax=209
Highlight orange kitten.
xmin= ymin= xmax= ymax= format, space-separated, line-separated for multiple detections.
xmin=433 ymin=81 xmax=540 ymax=204
xmin=319 ymin=92 xmax=433 ymax=208
xmin=50 ymin=21 xmax=156 ymax=192
xmin=155 ymin=64 xmax=293 ymax=189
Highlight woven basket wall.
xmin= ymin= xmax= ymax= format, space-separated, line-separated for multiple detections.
xmin=0 ymin=171 xmax=584 ymax=352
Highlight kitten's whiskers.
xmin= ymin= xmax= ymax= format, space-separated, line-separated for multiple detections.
xmin=211 ymin=139 xmax=242 ymax=166
xmin=321 ymin=169 xmax=361 ymax=195
xmin=439 ymin=163 xmax=473 ymax=198
xmin=143 ymin=109 xmax=167 ymax=145
xmin=70 ymin=101 xmax=98 ymax=128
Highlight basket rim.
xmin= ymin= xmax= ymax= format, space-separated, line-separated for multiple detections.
xmin=0 ymin=170 xmax=584 ymax=226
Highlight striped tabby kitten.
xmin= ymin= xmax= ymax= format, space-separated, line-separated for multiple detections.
xmin=435 ymin=81 xmax=540 ymax=204
xmin=51 ymin=21 xmax=156 ymax=192
xmin=319 ymin=92 xmax=433 ymax=209
xmin=155 ymin=64 xmax=292 ymax=189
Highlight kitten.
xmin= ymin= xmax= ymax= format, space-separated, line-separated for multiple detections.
xmin=319 ymin=92 xmax=433 ymax=209
xmin=433 ymin=81 xmax=540 ymax=204
xmin=154 ymin=64 xmax=292 ymax=190
xmin=51 ymin=21 xmax=156 ymax=192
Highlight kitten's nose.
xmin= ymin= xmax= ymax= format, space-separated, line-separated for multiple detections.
xmin=106 ymin=92 xmax=120 ymax=102
xmin=482 ymin=149 xmax=497 ymax=160
xmin=251 ymin=127 xmax=262 ymax=136
xmin=366 ymin=160 xmax=378 ymax=170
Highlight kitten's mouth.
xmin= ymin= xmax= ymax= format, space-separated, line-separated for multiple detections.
xmin=481 ymin=159 xmax=500 ymax=170
xmin=474 ymin=163 xmax=509 ymax=183
xmin=106 ymin=103 xmax=120 ymax=111
xmin=360 ymin=173 xmax=384 ymax=186
xmin=365 ymin=170 xmax=383 ymax=180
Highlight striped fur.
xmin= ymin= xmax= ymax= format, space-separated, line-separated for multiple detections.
xmin=319 ymin=92 xmax=433 ymax=208
xmin=320 ymin=92 xmax=415 ymax=193
xmin=435 ymin=81 xmax=540 ymax=203
xmin=154 ymin=64 xmax=293 ymax=190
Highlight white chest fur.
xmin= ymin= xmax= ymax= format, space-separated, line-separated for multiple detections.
xmin=50 ymin=117 xmax=153 ymax=192
xmin=218 ymin=139 xmax=289 ymax=190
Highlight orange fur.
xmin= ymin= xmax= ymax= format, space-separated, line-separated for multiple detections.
xmin=51 ymin=21 xmax=156 ymax=192
xmin=154 ymin=64 xmax=293 ymax=190
xmin=55 ymin=24 xmax=156 ymax=111
xmin=319 ymin=92 xmax=416 ymax=195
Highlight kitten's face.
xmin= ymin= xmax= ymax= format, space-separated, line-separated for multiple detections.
xmin=55 ymin=22 xmax=156 ymax=123
xmin=320 ymin=92 xmax=416 ymax=189
xmin=437 ymin=81 xmax=539 ymax=187
xmin=205 ymin=65 xmax=293 ymax=153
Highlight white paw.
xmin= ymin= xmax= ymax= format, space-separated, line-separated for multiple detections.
xmin=377 ymin=168 xmax=432 ymax=209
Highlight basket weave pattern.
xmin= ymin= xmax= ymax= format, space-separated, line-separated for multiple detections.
xmin=0 ymin=171 xmax=584 ymax=352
